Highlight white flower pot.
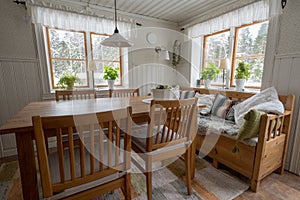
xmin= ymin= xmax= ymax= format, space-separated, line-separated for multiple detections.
xmin=204 ymin=80 xmax=211 ymax=89
xmin=107 ymin=80 xmax=115 ymax=89
xmin=235 ymin=79 xmax=246 ymax=91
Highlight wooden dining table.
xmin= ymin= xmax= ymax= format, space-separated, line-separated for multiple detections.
xmin=0 ymin=96 xmax=197 ymax=200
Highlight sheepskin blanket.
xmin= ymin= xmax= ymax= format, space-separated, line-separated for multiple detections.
xmin=234 ymin=87 xmax=284 ymax=127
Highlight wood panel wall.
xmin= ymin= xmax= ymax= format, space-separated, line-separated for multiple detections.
xmin=0 ymin=58 xmax=42 ymax=157
xmin=272 ymin=53 xmax=300 ymax=175
xmin=128 ymin=64 xmax=179 ymax=96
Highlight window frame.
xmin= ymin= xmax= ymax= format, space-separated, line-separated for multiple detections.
xmin=46 ymin=27 xmax=90 ymax=89
xmin=231 ymin=21 xmax=268 ymax=89
xmin=45 ymin=27 xmax=123 ymax=90
xmin=202 ymin=29 xmax=231 ymax=86
xmin=202 ymin=21 xmax=269 ymax=89
xmin=90 ymin=32 xmax=123 ymax=87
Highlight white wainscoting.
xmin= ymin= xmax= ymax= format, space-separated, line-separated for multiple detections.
xmin=273 ymin=53 xmax=300 ymax=174
xmin=128 ymin=64 xmax=179 ymax=96
xmin=0 ymin=58 xmax=42 ymax=157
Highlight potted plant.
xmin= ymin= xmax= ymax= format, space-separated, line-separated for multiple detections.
xmin=57 ymin=73 xmax=81 ymax=89
xmin=235 ymin=60 xmax=250 ymax=91
xmin=200 ymin=62 xmax=221 ymax=88
xmin=103 ymin=65 xmax=120 ymax=89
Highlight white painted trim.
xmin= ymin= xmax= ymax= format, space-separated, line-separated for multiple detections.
xmin=275 ymin=52 xmax=300 ymax=59
xmin=0 ymin=57 xmax=38 ymax=63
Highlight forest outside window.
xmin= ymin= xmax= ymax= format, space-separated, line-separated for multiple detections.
xmin=46 ymin=28 xmax=122 ymax=90
xmin=90 ymin=33 xmax=122 ymax=86
xmin=202 ymin=21 xmax=269 ymax=88
xmin=203 ymin=30 xmax=230 ymax=85
xmin=46 ymin=28 xmax=88 ymax=89
xmin=232 ymin=21 xmax=269 ymax=88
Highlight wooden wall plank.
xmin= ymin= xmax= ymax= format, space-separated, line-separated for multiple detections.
xmin=13 ymin=62 xmax=30 ymax=108
xmin=0 ymin=62 xmax=9 ymax=125
xmin=24 ymin=62 xmax=41 ymax=101
xmin=1 ymin=62 xmax=19 ymax=117
xmin=274 ymin=55 xmax=300 ymax=174
xmin=0 ymin=60 xmax=42 ymax=157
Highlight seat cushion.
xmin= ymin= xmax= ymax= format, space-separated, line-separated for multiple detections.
xmin=237 ymin=109 xmax=265 ymax=141
xmin=48 ymin=138 xmax=125 ymax=184
xmin=180 ymin=90 xmax=195 ymax=99
xmin=197 ymin=114 xmax=239 ymax=136
xmin=211 ymin=94 xmax=235 ymax=118
xmin=131 ymin=125 xmax=179 ymax=153
xmin=194 ymin=93 xmax=216 ymax=115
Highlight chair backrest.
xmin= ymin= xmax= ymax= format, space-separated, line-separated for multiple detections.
xmin=146 ymin=98 xmax=197 ymax=151
xmin=55 ymin=89 xmax=97 ymax=101
xmin=32 ymin=107 xmax=132 ymax=198
xmin=109 ymin=88 xmax=140 ymax=98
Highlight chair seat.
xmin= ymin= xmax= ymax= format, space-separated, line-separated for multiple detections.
xmin=48 ymin=142 xmax=125 ymax=184
xmin=47 ymin=172 xmax=125 ymax=200
xmin=131 ymin=125 xmax=189 ymax=154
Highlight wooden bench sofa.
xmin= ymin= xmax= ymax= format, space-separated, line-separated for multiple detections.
xmin=191 ymin=88 xmax=295 ymax=192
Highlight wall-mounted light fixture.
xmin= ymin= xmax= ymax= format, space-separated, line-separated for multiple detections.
xmin=154 ymin=46 xmax=170 ymax=60
xmin=13 ymin=0 xmax=27 ymax=9
xmin=281 ymin=0 xmax=287 ymax=9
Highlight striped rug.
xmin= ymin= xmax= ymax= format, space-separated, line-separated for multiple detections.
xmin=0 ymin=158 xmax=249 ymax=200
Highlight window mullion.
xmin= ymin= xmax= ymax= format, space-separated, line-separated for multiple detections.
xmin=228 ymin=27 xmax=235 ymax=88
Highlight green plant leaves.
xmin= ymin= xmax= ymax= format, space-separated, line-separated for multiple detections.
xmin=103 ymin=66 xmax=119 ymax=80
xmin=235 ymin=60 xmax=250 ymax=79
xmin=200 ymin=62 xmax=221 ymax=80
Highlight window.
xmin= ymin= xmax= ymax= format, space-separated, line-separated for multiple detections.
xmin=232 ymin=21 xmax=269 ymax=88
xmin=202 ymin=21 xmax=268 ymax=88
xmin=46 ymin=28 xmax=122 ymax=89
xmin=46 ymin=28 xmax=88 ymax=89
xmin=203 ymin=30 xmax=230 ymax=85
xmin=90 ymin=33 xmax=122 ymax=86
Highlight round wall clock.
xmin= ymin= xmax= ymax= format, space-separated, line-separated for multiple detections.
xmin=146 ymin=32 xmax=157 ymax=44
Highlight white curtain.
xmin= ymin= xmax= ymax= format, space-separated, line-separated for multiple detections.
xmin=30 ymin=6 xmax=133 ymax=37
xmin=188 ymin=0 xmax=269 ymax=38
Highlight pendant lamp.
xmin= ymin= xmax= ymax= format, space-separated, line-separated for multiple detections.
xmin=101 ymin=0 xmax=132 ymax=47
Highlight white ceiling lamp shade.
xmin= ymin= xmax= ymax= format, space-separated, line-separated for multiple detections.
xmin=101 ymin=0 xmax=132 ymax=47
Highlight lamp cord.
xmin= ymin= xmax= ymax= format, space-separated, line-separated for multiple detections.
xmin=114 ymin=0 xmax=119 ymax=33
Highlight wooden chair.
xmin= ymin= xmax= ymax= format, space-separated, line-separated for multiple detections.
xmin=109 ymin=88 xmax=140 ymax=98
xmin=131 ymin=98 xmax=198 ymax=200
xmin=55 ymin=89 xmax=97 ymax=101
xmin=32 ymin=107 xmax=132 ymax=200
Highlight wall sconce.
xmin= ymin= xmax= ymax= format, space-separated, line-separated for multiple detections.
xmin=154 ymin=46 xmax=170 ymax=60
xmin=281 ymin=0 xmax=287 ymax=9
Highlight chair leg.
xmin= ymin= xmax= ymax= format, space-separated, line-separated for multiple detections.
xmin=185 ymin=147 xmax=192 ymax=195
xmin=146 ymin=171 xmax=152 ymax=200
xmin=124 ymin=173 xmax=131 ymax=200
xmin=191 ymin=141 xmax=196 ymax=180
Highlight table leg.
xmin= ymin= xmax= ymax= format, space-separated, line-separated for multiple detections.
xmin=16 ymin=132 xmax=39 ymax=200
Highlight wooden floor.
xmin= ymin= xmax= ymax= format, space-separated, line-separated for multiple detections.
xmin=234 ymin=171 xmax=300 ymax=200
xmin=1 ymin=155 xmax=300 ymax=199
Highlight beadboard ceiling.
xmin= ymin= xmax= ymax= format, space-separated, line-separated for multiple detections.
xmin=50 ymin=0 xmax=258 ymax=27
